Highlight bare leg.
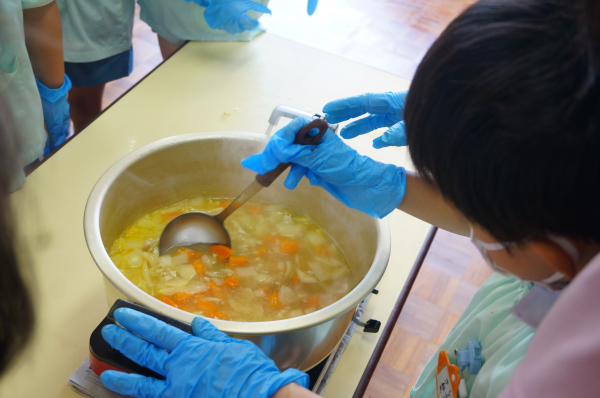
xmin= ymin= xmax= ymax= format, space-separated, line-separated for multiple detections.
xmin=157 ymin=34 xmax=184 ymax=60
xmin=68 ymin=84 xmax=105 ymax=132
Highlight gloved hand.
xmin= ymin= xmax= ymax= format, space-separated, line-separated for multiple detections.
xmin=186 ymin=0 xmax=271 ymax=34
xmin=35 ymin=74 xmax=72 ymax=156
xmin=323 ymin=91 xmax=407 ymax=148
xmin=307 ymin=0 xmax=318 ymax=15
xmin=100 ymin=308 xmax=308 ymax=398
xmin=241 ymin=117 xmax=406 ymax=218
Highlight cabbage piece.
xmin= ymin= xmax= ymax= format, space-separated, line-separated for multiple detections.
xmin=142 ymin=263 xmax=153 ymax=292
xmin=235 ymin=266 xmax=258 ymax=278
xmin=276 ymin=222 xmax=303 ymax=237
xmin=278 ymin=286 xmax=298 ymax=306
xmin=177 ymin=264 xmax=197 ymax=281
xmin=308 ymin=262 xmax=330 ymax=282
xmin=306 ymin=231 xmax=326 ymax=246
xmin=202 ymin=254 xmax=215 ymax=266
xmin=123 ymin=239 xmax=144 ymax=250
xmin=255 ymin=273 xmax=273 ymax=283
xmin=296 ymin=269 xmax=318 ymax=283
xmin=158 ymin=256 xmax=174 ymax=268
xmin=288 ymin=309 xmax=304 ymax=318
xmin=124 ymin=251 xmax=143 ymax=268
xmin=172 ymin=252 xmax=189 ymax=265
xmin=142 ymin=252 xmax=159 ymax=268
xmin=185 ymin=281 xmax=210 ymax=294
xmin=165 ymin=277 xmax=189 ymax=287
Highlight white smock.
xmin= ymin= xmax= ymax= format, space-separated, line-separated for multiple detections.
xmin=0 ymin=0 xmax=51 ymax=188
xmin=55 ymin=0 xmax=135 ymax=63
xmin=137 ymin=0 xmax=269 ymax=46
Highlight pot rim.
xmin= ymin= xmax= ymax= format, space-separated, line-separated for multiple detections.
xmin=84 ymin=132 xmax=391 ymax=335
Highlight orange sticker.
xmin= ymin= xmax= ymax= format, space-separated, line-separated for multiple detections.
xmin=436 ymin=350 xmax=460 ymax=398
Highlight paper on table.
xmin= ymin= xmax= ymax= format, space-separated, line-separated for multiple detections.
xmin=69 ymin=358 xmax=127 ymax=398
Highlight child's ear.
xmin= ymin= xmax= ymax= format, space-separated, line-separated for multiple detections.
xmin=530 ymin=240 xmax=577 ymax=279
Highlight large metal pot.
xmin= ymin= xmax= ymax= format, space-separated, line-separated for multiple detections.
xmin=84 ymin=131 xmax=391 ymax=371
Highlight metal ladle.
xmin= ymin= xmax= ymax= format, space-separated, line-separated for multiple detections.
xmin=158 ymin=119 xmax=329 ymax=255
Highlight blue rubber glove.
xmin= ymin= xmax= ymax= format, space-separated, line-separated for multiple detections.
xmin=186 ymin=0 xmax=271 ymax=34
xmin=307 ymin=0 xmax=318 ymax=15
xmin=323 ymin=91 xmax=407 ymax=149
xmin=35 ymin=74 xmax=72 ymax=156
xmin=241 ymin=117 xmax=406 ymax=218
xmin=100 ymin=308 xmax=307 ymax=398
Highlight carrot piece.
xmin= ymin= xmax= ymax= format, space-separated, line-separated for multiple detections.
xmin=193 ymin=259 xmax=205 ymax=275
xmin=264 ymin=236 xmax=279 ymax=244
xmin=175 ymin=292 xmax=192 ymax=302
xmin=280 ymin=239 xmax=299 ymax=254
xmin=256 ymin=246 xmax=267 ymax=258
xmin=292 ymin=275 xmax=300 ymax=284
xmin=306 ymin=295 xmax=319 ymax=307
xmin=210 ymin=311 xmax=229 ymax=320
xmin=165 ymin=212 xmax=182 ymax=219
xmin=196 ymin=300 xmax=217 ymax=313
xmin=161 ymin=296 xmax=179 ymax=308
xmin=247 ymin=205 xmax=262 ymax=215
xmin=316 ymin=247 xmax=330 ymax=256
xmin=224 ymin=276 xmax=240 ymax=288
xmin=220 ymin=200 xmax=230 ymax=208
xmin=210 ymin=245 xmax=234 ymax=261
xmin=269 ymin=292 xmax=282 ymax=308
xmin=228 ymin=256 xmax=248 ymax=267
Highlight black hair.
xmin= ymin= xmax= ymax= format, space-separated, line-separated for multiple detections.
xmin=405 ymin=0 xmax=600 ymax=243
xmin=0 ymin=101 xmax=35 ymax=376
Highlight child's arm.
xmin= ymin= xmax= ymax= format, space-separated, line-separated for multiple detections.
xmin=272 ymin=383 xmax=320 ymax=398
xmin=22 ymin=0 xmax=64 ymax=88
xmin=399 ymin=171 xmax=470 ymax=236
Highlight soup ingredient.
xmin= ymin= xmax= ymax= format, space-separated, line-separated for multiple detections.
xmin=109 ymin=198 xmax=356 ymax=322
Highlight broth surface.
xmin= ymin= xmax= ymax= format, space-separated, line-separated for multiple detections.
xmin=109 ymin=198 xmax=356 ymax=322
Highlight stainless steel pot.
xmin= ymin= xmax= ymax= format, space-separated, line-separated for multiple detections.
xmin=84 ymin=131 xmax=391 ymax=371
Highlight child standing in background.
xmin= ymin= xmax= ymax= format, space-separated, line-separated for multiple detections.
xmin=0 ymin=0 xmax=70 ymax=186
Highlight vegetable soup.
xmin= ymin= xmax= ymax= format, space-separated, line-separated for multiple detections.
xmin=109 ymin=198 xmax=357 ymax=322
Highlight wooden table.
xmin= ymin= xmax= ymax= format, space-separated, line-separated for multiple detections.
xmin=1 ymin=33 xmax=432 ymax=397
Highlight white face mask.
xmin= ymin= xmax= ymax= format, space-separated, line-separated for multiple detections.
xmin=470 ymin=229 xmax=579 ymax=291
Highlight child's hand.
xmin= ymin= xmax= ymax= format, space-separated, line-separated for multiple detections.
xmin=323 ymin=91 xmax=408 ymax=149
xmin=186 ymin=0 xmax=271 ymax=35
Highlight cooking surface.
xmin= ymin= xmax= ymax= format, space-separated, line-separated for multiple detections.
xmin=1 ymin=34 xmax=429 ymax=396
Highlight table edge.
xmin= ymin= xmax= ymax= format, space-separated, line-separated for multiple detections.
xmin=25 ymin=42 xmax=189 ymax=176
xmin=352 ymin=225 xmax=438 ymax=398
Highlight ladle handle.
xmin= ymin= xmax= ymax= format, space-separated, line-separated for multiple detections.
xmin=255 ymin=119 xmax=329 ymax=187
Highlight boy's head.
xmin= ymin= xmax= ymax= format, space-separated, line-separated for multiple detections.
xmin=405 ymin=0 xmax=600 ymax=247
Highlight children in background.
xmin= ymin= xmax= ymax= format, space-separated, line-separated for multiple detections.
xmin=57 ymin=0 xmax=136 ymax=132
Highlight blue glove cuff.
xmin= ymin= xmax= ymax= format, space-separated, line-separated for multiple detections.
xmin=266 ymin=368 xmax=309 ymax=397
xmin=35 ymin=74 xmax=72 ymax=103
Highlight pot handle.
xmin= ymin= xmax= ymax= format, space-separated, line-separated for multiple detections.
xmin=255 ymin=119 xmax=329 ymax=187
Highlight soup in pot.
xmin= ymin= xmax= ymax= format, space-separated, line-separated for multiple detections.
xmin=109 ymin=198 xmax=357 ymax=322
